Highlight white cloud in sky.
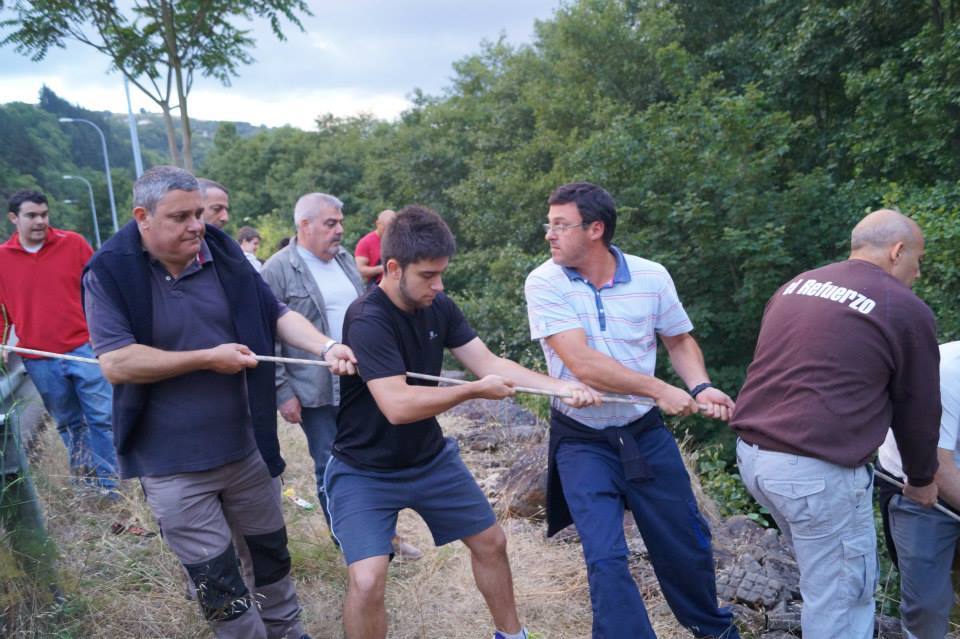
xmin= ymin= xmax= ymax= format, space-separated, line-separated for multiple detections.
xmin=0 ymin=0 xmax=561 ymax=128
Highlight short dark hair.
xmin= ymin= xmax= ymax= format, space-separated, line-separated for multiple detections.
xmin=8 ymin=190 xmax=48 ymax=216
xmin=236 ymin=226 xmax=261 ymax=243
xmin=134 ymin=166 xmax=199 ymax=215
xmin=548 ymin=182 xmax=617 ymax=246
xmin=381 ymin=205 xmax=456 ymax=268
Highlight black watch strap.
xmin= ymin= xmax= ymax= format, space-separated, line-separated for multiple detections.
xmin=689 ymin=382 xmax=714 ymax=398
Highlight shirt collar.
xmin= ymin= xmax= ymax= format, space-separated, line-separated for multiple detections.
xmin=561 ymin=245 xmax=631 ymax=286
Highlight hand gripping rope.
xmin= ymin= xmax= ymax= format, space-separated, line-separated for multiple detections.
xmin=874 ymin=467 xmax=960 ymax=524
xmin=0 ymin=344 xmax=679 ymax=407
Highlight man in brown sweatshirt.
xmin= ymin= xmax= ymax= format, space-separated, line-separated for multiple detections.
xmin=731 ymin=209 xmax=940 ymax=639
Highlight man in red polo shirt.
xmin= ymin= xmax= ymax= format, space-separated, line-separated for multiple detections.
xmin=1 ymin=190 xmax=118 ymax=495
xmin=354 ymin=209 xmax=396 ymax=286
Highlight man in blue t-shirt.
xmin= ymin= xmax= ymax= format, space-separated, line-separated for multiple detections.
xmin=328 ymin=205 xmax=600 ymax=639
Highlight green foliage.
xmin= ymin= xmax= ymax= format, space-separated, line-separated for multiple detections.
xmin=696 ymin=445 xmax=770 ymax=526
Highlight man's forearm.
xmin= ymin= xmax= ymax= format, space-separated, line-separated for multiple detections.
xmin=479 ymin=356 xmax=578 ymax=395
xmin=100 ymin=344 xmax=213 ymax=384
xmin=565 ymin=350 xmax=666 ymax=398
xmin=663 ymin=333 xmax=710 ymax=389
xmin=276 ymin=311 xmax=330 ymax=357
xmin=935 ymin=449 xmax=960 ymax=511
xmin=381 ymin=383 xmax=479 ymax=424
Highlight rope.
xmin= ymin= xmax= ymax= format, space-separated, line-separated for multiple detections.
xmin=1 ymin=344 xmax=662 ymax=407
xmin=874 ymin=468 xmax=960 ymax=524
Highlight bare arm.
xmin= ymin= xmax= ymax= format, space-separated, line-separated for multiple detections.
xmin=450 ymin=337 xmax=600 ymax=407
xmin=100 ymin=342 xmax=257 ymax=384
xmin=275 ymin=310 xmax=357 ymax=375
xmin=934 ymin=447 xmax=960 ymax=511
xmin=367 ymin=372 xmax=516 ymax=425
xmin=544 ymin=328 xmax=697 ymax=415
xmin=354 ymin=255 xmax=383 ymax=280
xmin=661 ymin=332 xmax=735 ymax=420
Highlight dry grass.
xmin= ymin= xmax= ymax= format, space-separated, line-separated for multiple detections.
xmin=6 ymin=413 xmax=701 ymax=638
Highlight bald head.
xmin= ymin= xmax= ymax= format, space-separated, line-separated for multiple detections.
xmin=849 ymin=209 xmax=925 ymax=287
xmin=375 ymin=209 xmax=396 ymax=235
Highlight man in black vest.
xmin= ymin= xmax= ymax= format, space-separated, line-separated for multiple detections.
xmin=83 ymin=165 xmax=356 ymax=639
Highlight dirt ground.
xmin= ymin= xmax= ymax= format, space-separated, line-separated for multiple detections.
xmin=9 ymin=412 xmax=697 ymax=638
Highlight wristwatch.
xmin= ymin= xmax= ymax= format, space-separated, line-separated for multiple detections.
xmin=321 ymin=339 xmax=339 ymax=358
xmin=689 ymin=382 xmax=714 ymax=398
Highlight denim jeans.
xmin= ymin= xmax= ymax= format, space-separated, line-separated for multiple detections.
xmin=300 ymin=404 xmax=337 ymax=529
xmin=889 ymin=493 xmax=960 ymax=639
xmin=556 ymin=426 xmax=739 ymax=639
xmin=737 ymin=439 xmax=877 ymax=639
xmin=23 ymin=343 xmax=118 ymax=490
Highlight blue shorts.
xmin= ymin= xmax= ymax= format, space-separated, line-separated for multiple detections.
xmin=324 ymin=437 xmax=497 ymax=565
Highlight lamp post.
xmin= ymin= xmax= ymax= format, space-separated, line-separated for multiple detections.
xmin=124 ymin=78 xmax=145 ymax=178
xmin=62 ymin=175 xmax=102 ymax=249
xmin=58 ymin=118 xmax=119 ymax=233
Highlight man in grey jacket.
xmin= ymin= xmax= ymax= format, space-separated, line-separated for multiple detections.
xmin=262 ymin=193 xmax=364 ymax=528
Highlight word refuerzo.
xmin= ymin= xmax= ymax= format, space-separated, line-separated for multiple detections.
xmin=781 ymin=278 xmax=877 ymax=314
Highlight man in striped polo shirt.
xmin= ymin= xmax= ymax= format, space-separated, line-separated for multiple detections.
xmin=524 ymin=182 xmax=738 ymax=639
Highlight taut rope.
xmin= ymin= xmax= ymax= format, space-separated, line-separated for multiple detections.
xmin=1 ymin=344 xmax=671 ymax=407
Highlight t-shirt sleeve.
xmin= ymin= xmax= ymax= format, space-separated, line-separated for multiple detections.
xmin=525 ymin=272 xmax=582 ymax=340
xmin=346 ymin=311 xmax=407 ymax=382
xmin=82 ymin=270 xmax=136 ymax=356
xmin=354 ymin=233 xmax=373 ymax=260
xmin=654 ymin=267 xmax=694 ymax=336
xmin=441 ymin=296 xmax=477 ymax=349
xmin=939 ymin=350 xmax=960 ymax=452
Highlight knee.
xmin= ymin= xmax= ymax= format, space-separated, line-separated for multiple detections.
xmin=469 ymin=524 xmax=508 ymax=560
xmin=184 ymin=544 xmax=251 ymax=622
xmin=348 ymin=564 xmax=387 ymax=602
xmin=244 ymin=527 xmax=291 ymax=587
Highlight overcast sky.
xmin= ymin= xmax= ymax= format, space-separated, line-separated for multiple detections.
xmin=0 ymin=1 xmax=561 ymax=129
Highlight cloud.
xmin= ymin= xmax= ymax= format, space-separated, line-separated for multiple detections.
xmin=0 ymin=0 xmax=561 ymax=127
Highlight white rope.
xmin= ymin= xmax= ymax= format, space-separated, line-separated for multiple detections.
xmin=1 ymin=344 xmax=670 ymax=407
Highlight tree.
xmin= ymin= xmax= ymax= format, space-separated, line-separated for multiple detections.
xmin=1 ymin=0 xmax=311 ymax=170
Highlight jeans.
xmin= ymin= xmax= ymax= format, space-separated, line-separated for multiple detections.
xmin=23 ymin=344 xmax=118 ymax=490
xmin=300 ymin=404 xmax=337 ymax=529
xmin=737 ymin=439 xmax=877 ymax=639
xmin=556 ymin=426 xmax=739 ymax=639
xmin=888 ymin=493 xmax=960 ymax=639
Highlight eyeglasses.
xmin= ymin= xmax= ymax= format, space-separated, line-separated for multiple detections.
xmin=542 ymin=222 xmax=589 ymax=235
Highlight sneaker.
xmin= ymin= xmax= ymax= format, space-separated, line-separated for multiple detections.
xmin=392 ymin=537 xmax=423 ymax=561
xmin=492 ymin=631 xmax=529 ymax=639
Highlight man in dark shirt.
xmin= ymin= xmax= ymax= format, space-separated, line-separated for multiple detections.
xmin=83 ymin=166 xmax=357 ymax=639
xmin=327 ymin=206 xmax=599 ymax=639
xmin=731 ymin=209 xmax=941 ymax=639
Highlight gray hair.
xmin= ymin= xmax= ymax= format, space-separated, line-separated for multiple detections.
xmin=197 ymin=177 xmax=229 ymax=197
xmin=294 ymin=193 xmax=343 ymax=224
xmin=133 ymin=166 xmax=199 ymax=215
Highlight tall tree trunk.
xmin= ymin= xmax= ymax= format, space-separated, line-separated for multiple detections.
xmin=160 ymin=0 xmax=193 ymax=172
xmin=159 ymin=101 xmax=182 ymax=167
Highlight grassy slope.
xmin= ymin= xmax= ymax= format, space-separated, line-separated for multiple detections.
xmin=5 ymin=413 xmax=711 ymax=638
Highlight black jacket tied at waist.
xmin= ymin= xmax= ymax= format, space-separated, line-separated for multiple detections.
xmin=547 ymin=407 xmax=665 ymax=537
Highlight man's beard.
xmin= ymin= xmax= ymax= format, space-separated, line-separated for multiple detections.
xmin=398 ymin=273 xmax=431 ymax=310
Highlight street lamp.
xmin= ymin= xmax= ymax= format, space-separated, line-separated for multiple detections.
xmin=58 ymin=117 xmax=119 ymax=233
xmin=62 ymin=175 xmax=102 ymax=249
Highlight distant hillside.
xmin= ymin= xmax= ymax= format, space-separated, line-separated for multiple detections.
xmin=0 ymin=86 xmax=273 ymax=244
xmin=107 ymin=110 xmax=269 ymax=169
